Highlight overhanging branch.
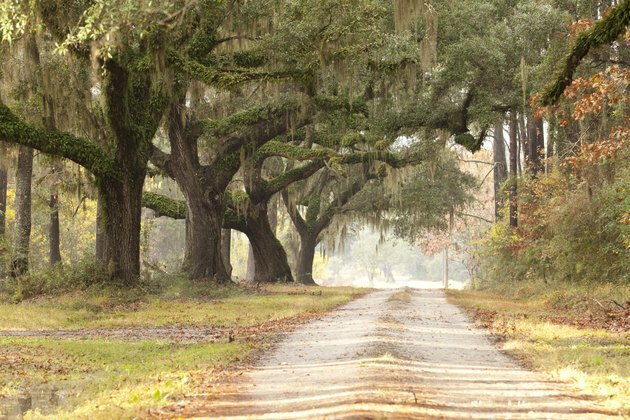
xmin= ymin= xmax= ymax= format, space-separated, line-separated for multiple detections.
xmin=142 ymin=191 xmax=186 ymax=219
xmin=540 ymin=0 xmax=630 ymax=105
xmin=264 ymin=161 xmax=325 ymax=197
xmin=0 ymin=103 xmax=118 ymax=180
xmin=168 ymin=51 xmax=301 ymax=90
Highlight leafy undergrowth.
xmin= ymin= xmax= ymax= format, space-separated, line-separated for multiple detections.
xmin=0 ymin=283 xmax=364 ymax=419
xmin=448 ymin=283 xmax=629 ymax=415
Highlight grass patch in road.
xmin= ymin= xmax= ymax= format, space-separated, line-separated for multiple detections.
xmin=448 ymin=286 xmax=629 ymax=415
xmin=0 ymin=284 xmax=365 ymax=418
xmin=387 ymin=289 xmax=412 ymax=303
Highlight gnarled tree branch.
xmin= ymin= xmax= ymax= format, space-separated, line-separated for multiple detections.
xmin=540 ymin=0 xmax=630 ymax=105
xmin=0 ymin=103 xmax=118 ymax=180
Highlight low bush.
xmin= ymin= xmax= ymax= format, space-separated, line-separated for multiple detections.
xmin=473 ymin=144 xmax=629 ymax=290
xmin=0 ymin=257 xmax=108 ymax=302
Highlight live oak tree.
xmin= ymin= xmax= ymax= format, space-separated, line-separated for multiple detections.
xmin=3 ymin=0 xmax=616 ymax=288
xmin=144 ymin=0 xmax=423 ymax=282
xmin=0 ymin=1 xmax=294 ymax=283
xmin=148 ymin=98 xmax=310 ymax=282
xmin=282 ymin=166 xmax=373 ymax=285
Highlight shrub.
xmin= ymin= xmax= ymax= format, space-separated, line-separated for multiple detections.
xmin=0 ymin=256 xmax=108 ymax=302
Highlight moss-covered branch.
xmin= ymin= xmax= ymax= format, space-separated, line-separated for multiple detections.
xmin=142 ymin=191 xmax=186 ymax=219
xmin=208 ymin=104 xmax=312 ymax=163
xmin=313 ymin=96 xmax=369 ymax=116
xmin=0 ymin=103 xmax=119 ymax=180
xmin=196 ymin=100 xmax=300 ymax=138
xmin=264 ymin=161 xmax=325 ymax=197
xmin=168 ymin=51 xmax=301 ymax=90
xmin=142 ymin=191 xmax=248 ymax=230
xmin=541 ymin=0 xmax=630 ymax=106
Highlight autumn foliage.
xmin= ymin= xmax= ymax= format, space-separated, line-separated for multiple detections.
xmin=475 ymin=28 xmax=629 ymax=288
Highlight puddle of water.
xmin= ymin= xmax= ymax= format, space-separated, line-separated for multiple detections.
xmin=0 ymin=387 xmax=69 ymax=419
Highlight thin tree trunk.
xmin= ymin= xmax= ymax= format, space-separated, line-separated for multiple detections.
xmin=221 ymin=229 xmax=232 ymax=278
xmin=526 ymin=116 xmax=544 ymax=176
xmin=523 ymin=114 xmax=533 ymax=171
xmin=10 ymin=146 xmax=33 ymax=277
xmin=547 ymin=119 xmax=556 ymax=163
xmin=493 ymin=122 xmax=508 ymax=220
xmin=509 ymin=113 xmax=518 ymax=228
xmin=563 ymin=117 xmax=581 ymax=156
xmin=518 ymin=113 xmax=527 ymax=176
xmin=1 ymin=146 xmax=9 ymax=278
xmin=535 ymin=117 xmax=545 ymax=171
xmin=0 ymin=151 xmax=7 ymax=236
xmin=49 ymin=158 xmax=62 ymax=265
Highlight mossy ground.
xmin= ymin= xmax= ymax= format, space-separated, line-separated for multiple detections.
xmin=448 ymin=283 xmax=629 ymax=415
xmin=0 ymin=283 xmax=364 ymax=418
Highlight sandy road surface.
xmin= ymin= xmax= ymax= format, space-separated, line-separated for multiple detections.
xmin=194 ymin=288 xmax=616 ymax=419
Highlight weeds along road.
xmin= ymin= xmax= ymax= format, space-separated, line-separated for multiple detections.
xmin=194 ymin=288 xmax=616 ymax=419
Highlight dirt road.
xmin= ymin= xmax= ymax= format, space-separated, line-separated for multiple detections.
xmin=195 ymin=288 xmax=615 ymax=419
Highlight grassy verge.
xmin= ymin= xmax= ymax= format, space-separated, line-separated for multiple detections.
xmin=0 ymin=283 xmax=359 ymax=330
xmin=448 ymin=283 xmax=629 ymax=415
xmin=0 ymin=283 xmax=364 ymax=418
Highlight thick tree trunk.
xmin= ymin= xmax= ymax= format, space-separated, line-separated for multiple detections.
xmin=493 ymin=122 xmax=508 ymax=220
xmin=296 ymin=233 xmax=318 ymax=285
xmin=159 ymin=102 xmax=234 ymax=283
xmin=245 ymin=202 xmax=293 ymax=283
xmin=10 ymin=146 xmax=34 ymax=277
xmin=49 ymin=158 xmax=62 ymax=265
xmin=182 ymin=190 xmax=229 ymax=282
xmin=95 ymin=192 xmax=106 ymax=262
xmin=509 ymin=114 xmax=518 ymax=228
xmin=221 ymin=229 xmax=232 ymax=278
xmin=99 ymin=173 xmax=144 ymax=285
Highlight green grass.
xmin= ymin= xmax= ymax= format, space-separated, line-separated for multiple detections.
xmin=0 ymin=283 xmax=364 ymax=418
xmin=1 ymin=337 xmax=246 ymax=419
xmin=448 ymin=284 xmax=630 ymax=415
xmin=0 ymin=284 xmax=360 ymax=330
